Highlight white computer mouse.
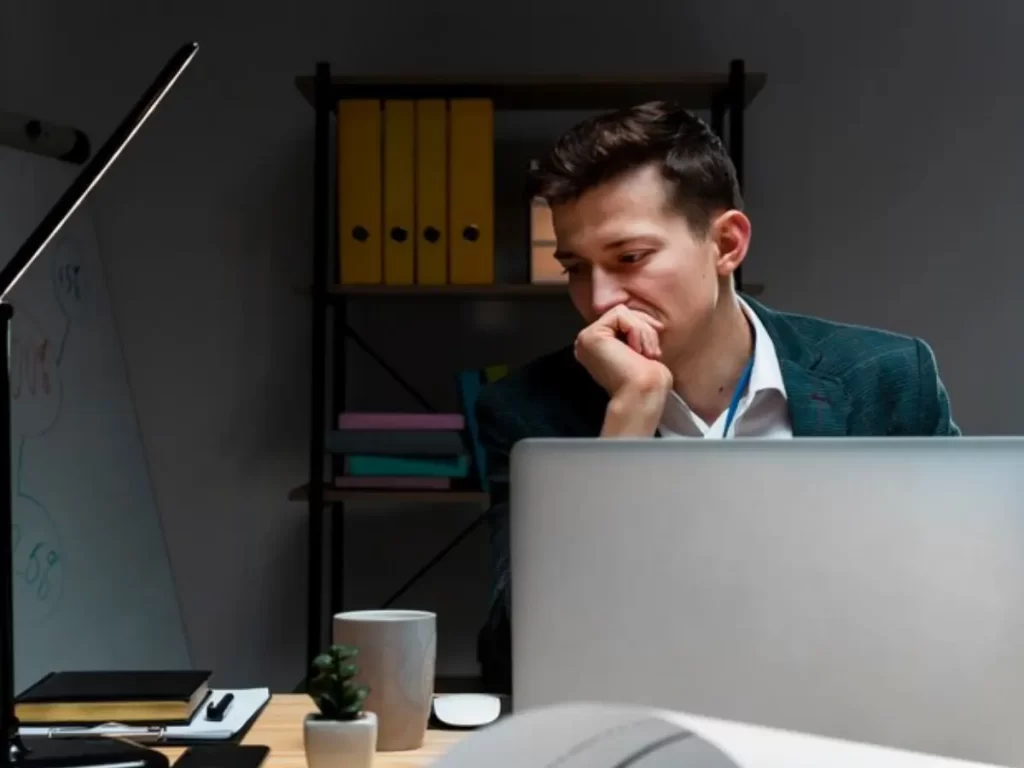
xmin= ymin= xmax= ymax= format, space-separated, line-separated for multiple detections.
xmin=432 ymin=693 xmax=502 ymax=728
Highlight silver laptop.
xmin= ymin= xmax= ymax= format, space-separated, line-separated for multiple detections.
xmin=508 ymin=437 xmax=1024 ymax=766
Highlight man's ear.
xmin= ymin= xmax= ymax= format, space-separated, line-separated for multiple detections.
xmin=711 ymin=210 xmax=751 ymax=277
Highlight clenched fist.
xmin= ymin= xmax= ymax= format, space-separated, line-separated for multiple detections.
xmin=574 ymin=305 xmax=673 ymax=398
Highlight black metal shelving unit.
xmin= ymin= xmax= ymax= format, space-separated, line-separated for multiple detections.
xmin=292 ymin=61 xmax=766 ymax=672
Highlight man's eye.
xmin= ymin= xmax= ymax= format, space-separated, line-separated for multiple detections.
xmin=620 ymin=252 xmax=644 ymax=264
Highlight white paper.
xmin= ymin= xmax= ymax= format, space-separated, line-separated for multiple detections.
xmin=660 ymin=709 xmax=1010 ymax=768
xmin=428 ymin=702 xmax=1013 ymax=768
xmin=20 ymin=687 xmax=271 ymax=742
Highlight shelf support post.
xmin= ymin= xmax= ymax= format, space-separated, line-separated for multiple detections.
xmin=307 ymin=60 xmax=331 ymax=674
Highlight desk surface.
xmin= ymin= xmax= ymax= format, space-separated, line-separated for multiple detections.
xmin=158 ymin=694 xmax=464 ymax=767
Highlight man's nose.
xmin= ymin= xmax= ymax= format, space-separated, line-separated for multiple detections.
xmin=590 ymin=268 xmax=629 ymax=317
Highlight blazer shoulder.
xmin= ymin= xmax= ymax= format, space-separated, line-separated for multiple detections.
xmin=777 ymin=309 xmax=923 ymax=377
xmin=778 ymin=307 xmax=912 ymax=345
xmin=763 ymin=304 xmax=955 ymax=433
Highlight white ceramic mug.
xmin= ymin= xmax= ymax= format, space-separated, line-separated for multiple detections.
xmin=333 ymin=609 xmax=437 ymax=751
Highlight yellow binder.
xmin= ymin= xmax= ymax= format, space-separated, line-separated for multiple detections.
xmin=415 ymin=100 xmax=447 ymax=284
xmin=383 ymin=100 xmax=415 ymax=284
xmin=338 ymin=99 xmax=382 ymax=284
xmin=448 ymin=98 xmax=494 ymax=284
xmin=530 ymin=196 xmax=565 ymax=283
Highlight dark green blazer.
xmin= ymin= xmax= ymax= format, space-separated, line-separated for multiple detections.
xmin=472 ymin=296 xmax=960 ymax=691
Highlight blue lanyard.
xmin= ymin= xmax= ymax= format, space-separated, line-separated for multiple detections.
xmin=720 ymin=354 xmax=754 ymax=438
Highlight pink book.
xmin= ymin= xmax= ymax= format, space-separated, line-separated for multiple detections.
xmin=334 ymin=476 xmax=451 ymax=489
xmin=337 ymin=412 xmax=465 ymax=430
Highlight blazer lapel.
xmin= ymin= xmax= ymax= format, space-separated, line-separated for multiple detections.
xmin=743 ymin=295 xmax=853 ymax=437
xmin=778 ymin=360 xmax=852 ymax=436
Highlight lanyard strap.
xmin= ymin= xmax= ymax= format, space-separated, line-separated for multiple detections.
xmin=720 ymin=354 xmax=754 ymax=438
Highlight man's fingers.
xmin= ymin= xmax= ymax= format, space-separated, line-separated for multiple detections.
xmin=607 ymin=309 xmax=645 ymax=355
xmin=625 ymin=325 xmax=643 ymax=355
xmin=640 ymin=315 xmax=665 ymax=332
xmin=614 ymin=305 xmax=665 ymax=333
xmin=607 ymin=306 xmax=661 ymax=358
xmin=577 ymin=305 xmax=664 ymax=360
xmin=641 ymin=322 xmax=661 ymax=359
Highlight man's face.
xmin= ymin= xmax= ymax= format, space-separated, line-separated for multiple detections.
xmin=552 ymin=162 xmax=748 ymax=363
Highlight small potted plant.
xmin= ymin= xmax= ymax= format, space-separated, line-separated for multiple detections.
xmin=304 ymin=644 xmax=377 ymax=768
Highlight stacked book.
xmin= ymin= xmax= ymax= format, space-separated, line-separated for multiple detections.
xmin=330 ymin=412 xmax=470 ymax=490
xmin=15 ymin=669 xmax=211 ymax=726
xmin=15 ymin=669 xmax=272 ymax=746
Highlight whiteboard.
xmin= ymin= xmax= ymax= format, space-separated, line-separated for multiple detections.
xmin=0 ymin=148 xmax=191 ymax=692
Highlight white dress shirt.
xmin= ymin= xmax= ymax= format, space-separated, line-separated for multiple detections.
xmin=658 ymin=298 xmax=793 ymax=439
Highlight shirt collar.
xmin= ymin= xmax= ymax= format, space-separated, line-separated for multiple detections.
xmin=739 ymin=296 xmax=787 ymax=399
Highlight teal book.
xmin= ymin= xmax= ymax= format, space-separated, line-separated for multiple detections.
xmin=345 ymin=454 xmax=470 ymax=478
xmin=457 ymin=369 xmax=489 ymax=492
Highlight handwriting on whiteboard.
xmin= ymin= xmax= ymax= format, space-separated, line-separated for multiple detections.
xmin=51 ymin=234 xmax=88 ymax=362
xmin=9 ymin=303 xmax=65 ymax=619
xmin=11 ymin=337 xmax=52 ymax=399
xmin=12 ymin=526 xmax=59 ymax=600
xmin=10 ymin=307 xmax=60 ymax=440
xmin=3 ymin=237 xmax=84 ymax=620
xmin=11 ymin=488 xmax=62 ymax=613
xmin=53 ymin=263 xmax=81 ymax=304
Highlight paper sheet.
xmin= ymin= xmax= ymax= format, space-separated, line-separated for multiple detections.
xmin=428 ymin=702 xmax=1014 ymax=768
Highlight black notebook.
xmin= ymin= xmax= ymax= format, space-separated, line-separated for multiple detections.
xmin=15 ymin=670 xmax=211 ymax=725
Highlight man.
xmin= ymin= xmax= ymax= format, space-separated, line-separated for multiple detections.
xmin=474 ymin=100 xmax=959 ymax=692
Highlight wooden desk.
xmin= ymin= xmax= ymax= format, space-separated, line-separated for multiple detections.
xmin=158 ymin=694 xmax=464 ymax=768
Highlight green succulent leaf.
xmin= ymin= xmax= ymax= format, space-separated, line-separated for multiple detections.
xmin=330 ymin=644 xmax=359 ymax=660
xmin=308 ymin=644 xmax=368 ymax=721
xmin=311 ymin=654 xmax=333 ymax=671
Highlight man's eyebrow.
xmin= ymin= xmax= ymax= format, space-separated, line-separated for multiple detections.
xmin=602 ymin=235 xmax=658 ymax=250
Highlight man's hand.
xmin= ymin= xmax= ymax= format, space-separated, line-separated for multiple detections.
xmin=574 ymin=306 xmax=673 ymax=437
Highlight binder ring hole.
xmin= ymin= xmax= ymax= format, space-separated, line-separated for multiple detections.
xmin=390 ymin=226 xmax=408 ymax=243
xmin=352 ymin=226 xmax=369 ymax=242
xmin=423 ymin=226 xmax=441 ymax=244
xmin=462 ymin=225 xmax=480 ymax=242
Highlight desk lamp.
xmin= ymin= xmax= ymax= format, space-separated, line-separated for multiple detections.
xmin=0 ymin=42 xmax=199 ymax=768
xmin=0 ymin=111 xmax=91 ymax=165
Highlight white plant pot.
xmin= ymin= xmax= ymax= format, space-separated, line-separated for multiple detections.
xmin=303 ymin=711 xmax=377 ymax=768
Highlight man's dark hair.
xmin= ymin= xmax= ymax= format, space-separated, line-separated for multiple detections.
xmin=529 ymin=100 xmax=743 ymax=236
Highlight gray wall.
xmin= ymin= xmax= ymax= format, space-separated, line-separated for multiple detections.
xmin=1 ymin=0 xmax=1019 ymax=689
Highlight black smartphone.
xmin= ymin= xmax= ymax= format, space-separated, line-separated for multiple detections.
xmin=173 ymin=745 xmax=270 ymax=768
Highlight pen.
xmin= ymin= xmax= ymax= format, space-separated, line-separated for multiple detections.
xmin=206 ymin=693 xmax=235 ymax=721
